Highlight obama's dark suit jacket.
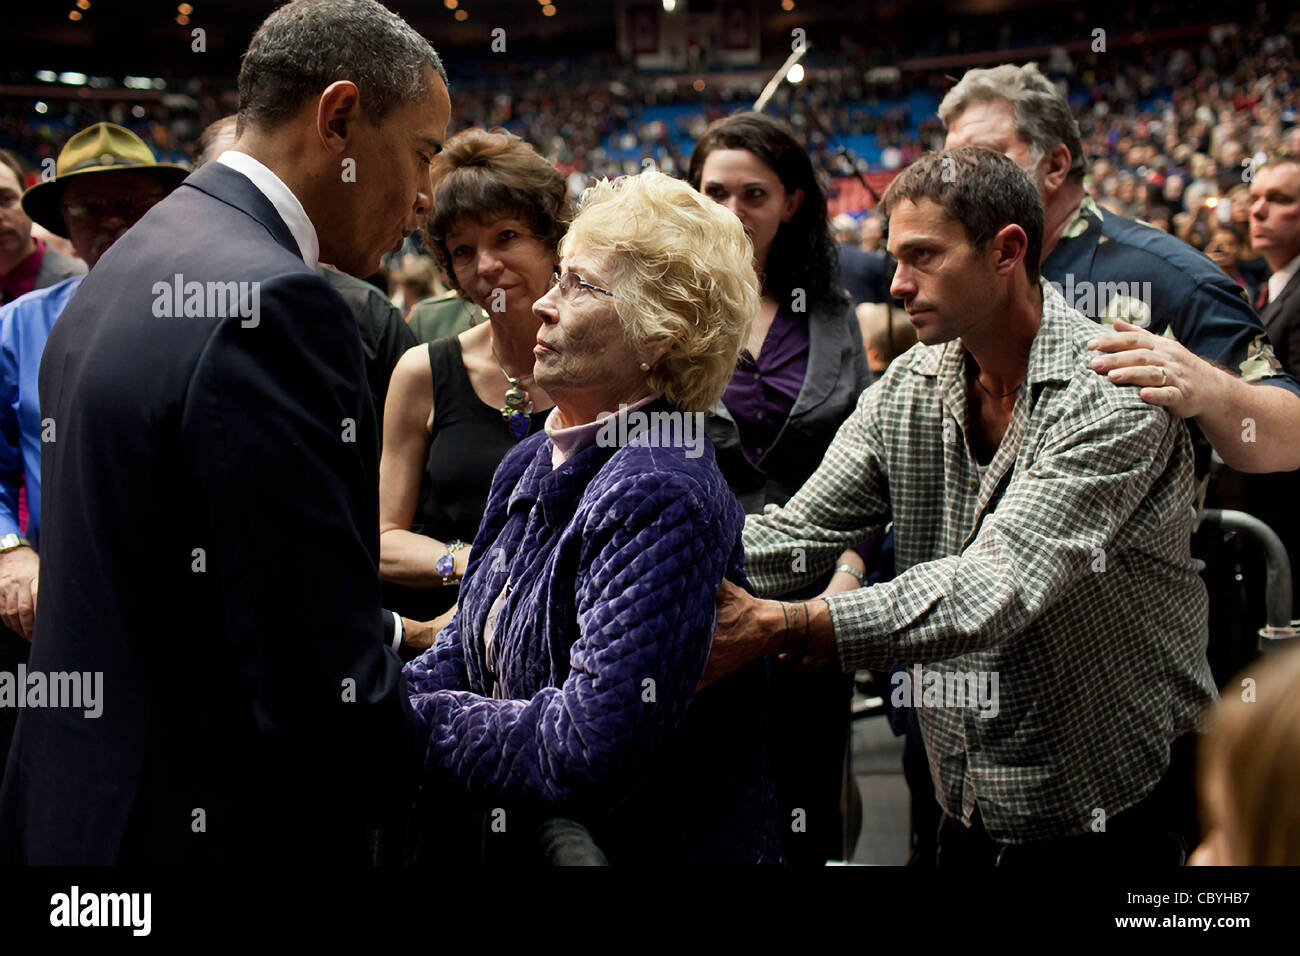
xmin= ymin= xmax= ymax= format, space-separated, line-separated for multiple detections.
xmin=0 ymin=161 xmax=415 ymax=864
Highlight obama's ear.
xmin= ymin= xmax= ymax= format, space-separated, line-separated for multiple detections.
xmin=316 ymin=80 xmax=362 ymax=155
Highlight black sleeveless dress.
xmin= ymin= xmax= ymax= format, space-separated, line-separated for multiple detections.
xmin=382 ymin=336 xmax=548 ymax=621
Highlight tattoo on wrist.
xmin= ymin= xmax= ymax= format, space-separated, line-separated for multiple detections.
xmin=781 ymin=602 xmax=810 ymax=658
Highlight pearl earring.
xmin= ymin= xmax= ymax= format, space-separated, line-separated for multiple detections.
xmin=639 ymin=361 xmax=650 ymax=372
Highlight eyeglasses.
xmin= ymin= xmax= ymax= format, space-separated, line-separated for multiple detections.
xmin=61 ymin=195 xmax=164 ymax=223
xmin=549 ymin=269 xmax=615 ymax=300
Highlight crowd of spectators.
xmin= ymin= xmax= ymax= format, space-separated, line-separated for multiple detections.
xmin=0 ymin=12 xmax=1295 ymax=325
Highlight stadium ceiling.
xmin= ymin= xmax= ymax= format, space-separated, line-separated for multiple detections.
xmin=14 ymin=0 xmax=1074 ymax=49
xmin=9 ymin=0 xmax=1083 ymax=78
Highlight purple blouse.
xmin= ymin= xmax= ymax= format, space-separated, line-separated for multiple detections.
xmin=722 ymin=306 xmax=810 ymax=465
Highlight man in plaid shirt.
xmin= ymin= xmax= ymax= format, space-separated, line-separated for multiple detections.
xmin=706 ymin=146 xmax=1216 ymax=863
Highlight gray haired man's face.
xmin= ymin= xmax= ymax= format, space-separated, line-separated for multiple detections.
xmin=944 ymin=100 xmax=1048 ymax=200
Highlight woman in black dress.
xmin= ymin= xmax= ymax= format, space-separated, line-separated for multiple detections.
xmin=380 ymin=128 xmax=571 ymax=630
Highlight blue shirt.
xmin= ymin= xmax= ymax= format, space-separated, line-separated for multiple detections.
xmin=1044 ymin=197 xmax=1298 ymax=395
xmin=0 ymin=275 xmax=84 ymax=549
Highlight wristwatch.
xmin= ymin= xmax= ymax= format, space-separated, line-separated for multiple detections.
xmin=0 ymin=534 xmax=31 ymax=553
xmin=834 ymin=564 xmax=866 ymax=586
xmin=435 ymin=540 xmax=469 ymax=586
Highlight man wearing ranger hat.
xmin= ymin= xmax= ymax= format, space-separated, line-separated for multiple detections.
xmin=0 ymin=123 xmax=184 ymax=768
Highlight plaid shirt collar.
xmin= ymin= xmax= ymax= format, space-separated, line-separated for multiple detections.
xmin=900 ymin=278 xmax=1084 ymax=390
xmin=892 ymin=280 xmax=1090 ymax=538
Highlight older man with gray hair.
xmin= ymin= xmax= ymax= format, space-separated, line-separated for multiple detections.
xmin=941 ymin=62 xmax=1300 ymax=477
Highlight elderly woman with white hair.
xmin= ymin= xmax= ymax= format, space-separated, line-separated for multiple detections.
xmin=404 ymin=170 xmax=783 ymax=865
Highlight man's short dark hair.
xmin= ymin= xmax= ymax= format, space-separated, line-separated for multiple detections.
xmin=880 ymin=145 xmax=1045 ymax=283
xmin=237 ymin=0 xmax=447 ymax=135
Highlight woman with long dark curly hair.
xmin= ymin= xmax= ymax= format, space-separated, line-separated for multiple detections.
xmin=688 ymin=112 xmax=869 ymax=511
xmin=688 ymin=112 xmax=871 ymax=866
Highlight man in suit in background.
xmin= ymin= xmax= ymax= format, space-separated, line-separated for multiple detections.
xmin=1231 ymin=153 xmax=1300 ymax=605
xmin=1252 ymin=154 xmax=1300 ymax=378
xmin=0 ymin=0 xmax=450 ymax=864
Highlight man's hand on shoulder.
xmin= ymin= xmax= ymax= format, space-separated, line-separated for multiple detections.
xmin=0 ymin=545 xmax=40 ymax=641
xmin=1087 ymin=318 xmax=1226 ymax=420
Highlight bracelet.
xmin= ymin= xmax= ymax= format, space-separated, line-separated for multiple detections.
xmin=780 ymin=602 xmax=810 ymax=659
xmin=436 ymin=540 xmax=471 ymax=587
xmin=834 ymin=564 xmax=866 ymax=586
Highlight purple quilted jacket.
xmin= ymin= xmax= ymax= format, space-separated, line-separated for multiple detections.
xmin=404 ymin=401 xmax=784 ymax=865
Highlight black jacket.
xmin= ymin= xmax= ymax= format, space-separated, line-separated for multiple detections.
xmin=317 ymin=264 xmax=416 ymax=433
xmin=0 ymin=161 xmax=414 ymax=864
xmin=1261 ymin=267 xmax=1300 ymax=380
xmin=707 ymin=302 xmax=871 ymax=514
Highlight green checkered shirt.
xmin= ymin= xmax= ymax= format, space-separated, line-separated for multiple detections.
xmin=742 ymin=280 xmax=1217 ymax=843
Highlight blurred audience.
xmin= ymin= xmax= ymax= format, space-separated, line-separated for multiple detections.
xmin=391 ymin=255 xmax=438 ymax=318
xmin=832 ymin=212 xmax=888 ymax=305
xmin=855 ymin=300 xmax=917 ymax=374
xmin=1205 ymin=224 xmax=1263 ymax=305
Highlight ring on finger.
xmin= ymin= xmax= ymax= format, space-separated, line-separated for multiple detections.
xmin=1158 ymin=367 xmax=1167 ymax=387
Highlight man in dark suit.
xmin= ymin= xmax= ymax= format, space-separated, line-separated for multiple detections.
xmin=0 ymin=0 xmax=450 ymax=864
xmin=1252 ymin=154 xmax=1300 ymax=379
xmin=1239 ymin=153 xmax=1300 ymax=603
xmin=193 ymin=115 xmax=417 ymax=435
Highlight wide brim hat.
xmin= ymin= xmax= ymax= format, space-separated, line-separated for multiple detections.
xmin=21 ymin=122 xmax=190 ymax=238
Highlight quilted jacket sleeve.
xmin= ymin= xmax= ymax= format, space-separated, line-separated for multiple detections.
xmin=408 ymin=464 xmax=735 ymax=811
xmin=402 ymin=434 xmax=542 ymax=697
xmin=402 ymin=616 xmax=469 ymax=695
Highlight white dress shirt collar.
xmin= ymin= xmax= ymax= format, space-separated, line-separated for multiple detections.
xmin=1267 ymin=252 xmax=1300 ymax=307
xmin=215 ymin=150 xmax=320 ymax=269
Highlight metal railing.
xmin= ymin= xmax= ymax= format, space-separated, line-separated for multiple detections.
xmin=1199 ymin=509 xmax=1298 ymax=649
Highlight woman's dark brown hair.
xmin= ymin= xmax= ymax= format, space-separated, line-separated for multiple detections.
xmin=687 ymin=111 xmax=847 ymax=315
xmin=421 ymin=128 xmax=571 ymax=296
